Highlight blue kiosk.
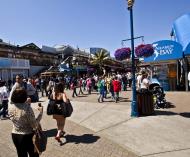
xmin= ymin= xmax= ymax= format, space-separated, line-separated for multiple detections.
xmin=144 ymin=40 xmax=183 ymax=91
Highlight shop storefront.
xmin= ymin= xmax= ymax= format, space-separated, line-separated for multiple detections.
xmin=0 ymin=57 xmax=30 ymax=82
xmin=144 ymin=40 xmax=183 ymax=91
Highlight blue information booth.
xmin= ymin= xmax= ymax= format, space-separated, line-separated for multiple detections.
xmin=144 ymin=40 xmax=183 ymax=91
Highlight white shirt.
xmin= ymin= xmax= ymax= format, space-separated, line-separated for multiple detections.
xmin=141 ymin=78 xmax=150 ymax=89
xmin=188 ymin=72 xmax=190 ymax=81
xmin=127 ymin=72 xmax=132 ymax=80
xmin=117 ymin=74 xmax=122 ymax=80
xmin=188 ymin=72 xmax=190 ymax=86
xmin=136 ymin=74 xmax=142 ymax=90
xmin=0 ymin=86 xmax=9 ymax=104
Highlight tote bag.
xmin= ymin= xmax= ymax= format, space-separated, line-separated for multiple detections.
xmin=47 ymin=99 xmax=73 ymax=117
xmin=33 ymin=125 xmax=47 ymax=155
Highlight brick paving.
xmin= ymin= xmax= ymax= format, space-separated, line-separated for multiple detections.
xmin=1 ymin=88 xmax=189 ymax=157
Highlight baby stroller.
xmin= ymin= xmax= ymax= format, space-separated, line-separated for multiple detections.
xmin=149 ymin=83 xmax=167 ymax=109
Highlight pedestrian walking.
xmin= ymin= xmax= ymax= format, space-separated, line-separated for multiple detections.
xmin=71 ymin=77 xmax=78 ymax=97
xmin=86 ymin=77 xmax=92 ymax=94
xmin=109 ymin=78 xmax=115 ymax=99
xmin=49 ymin=83 xmax=69 ymax=142
xmin=97 ymin=77 xmax=105 ymax=103
xmin=27 ymin=78 xmax=38 ymax=102
xmin=0 ymin=80 xmax=9 ymax=120
xmin=78 ymin=78 xmax=84 ymax=95
xmin=9 ymin=75 xmax=29 ymax=104
xmin=112 ymin=76 xmax=121 ymax=103
xmin=8 ymin=79 xmax=12 ymax=92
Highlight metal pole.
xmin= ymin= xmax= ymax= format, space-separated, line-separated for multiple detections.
xmin=129 ymin=7 xmax=138 ymax=117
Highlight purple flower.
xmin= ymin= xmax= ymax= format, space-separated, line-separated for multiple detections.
xmin=135 ymin=44 xmax=154 ymax=58
xmin=114 ymin=47 xmax=131 ymax=61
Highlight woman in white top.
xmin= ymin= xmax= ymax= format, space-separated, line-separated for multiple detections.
xmin=140 ymin=73 xmax=150 ymax=90
xmin=0 ymin=81 xmax=9 ymax=119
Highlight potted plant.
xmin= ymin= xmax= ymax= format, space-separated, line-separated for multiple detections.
xmin=135 ymin=44 xmax=154 ymax=58
xmin=114 ymin=47 xmax=131 ymax=61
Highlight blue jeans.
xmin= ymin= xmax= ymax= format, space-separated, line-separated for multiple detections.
xmin=98 ymin=90 xmax=104 ymax=102
xmin=0 ymin=100 xmax=8 ymax=118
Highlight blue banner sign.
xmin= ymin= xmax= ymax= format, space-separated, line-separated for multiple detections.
xmin=144 ymin=40 xmax=183 ymax=62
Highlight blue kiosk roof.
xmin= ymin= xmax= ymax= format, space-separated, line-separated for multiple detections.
xmin=144 ymin=40 xmax=183 ymax=63
xmin=173 ymin=13 xmax=190 ymax=55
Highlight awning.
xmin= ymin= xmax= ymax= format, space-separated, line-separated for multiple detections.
xmin=172 ymin=13 xmax=190 ymax=52
xmin=144 ymin=40 xmax=183 ymax=63
xmin=185 ymin=43 xmax=190 ymax=55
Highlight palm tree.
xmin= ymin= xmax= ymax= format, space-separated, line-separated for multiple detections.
xmin=90 ymin=49 xmax=109 ymax=75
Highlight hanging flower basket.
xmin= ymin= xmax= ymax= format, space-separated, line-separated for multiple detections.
xmin=135 ymin=44 xmax=154 ymax=58
xmin=114 ymin=47 xmax=131 ymax=61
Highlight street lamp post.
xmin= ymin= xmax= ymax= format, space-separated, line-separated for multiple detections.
xmin=127 ymin=0 xmax=138 ymax=117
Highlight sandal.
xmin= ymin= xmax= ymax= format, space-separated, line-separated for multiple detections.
xmin=55 ymin=136 xmax=61 ymax=142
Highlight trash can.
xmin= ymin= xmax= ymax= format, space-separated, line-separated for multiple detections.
xmin=137 ymin=89 xmax=154 ymax=116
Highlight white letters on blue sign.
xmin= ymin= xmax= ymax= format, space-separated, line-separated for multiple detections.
xmin=153 ymin=44 xmax=174 ymax=61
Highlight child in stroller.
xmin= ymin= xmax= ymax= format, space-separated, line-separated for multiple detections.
xmin=149 ymin=83 xmax=168 ymax=109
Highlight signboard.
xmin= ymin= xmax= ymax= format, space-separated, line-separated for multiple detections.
xmin=144 ymin=40 xmax=183 ymax=63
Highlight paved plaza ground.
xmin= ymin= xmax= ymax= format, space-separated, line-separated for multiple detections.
xmin=0 ymin=89 xmax=190 ymax=157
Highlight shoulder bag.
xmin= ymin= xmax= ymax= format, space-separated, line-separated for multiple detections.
xmin=64 ymin=99 xmax=73 ymax=117
xmin=33 ymin=124 xmax=47 ymax=155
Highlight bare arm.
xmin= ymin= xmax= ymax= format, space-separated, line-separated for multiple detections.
xmin=62 ymin=93 xmax=68 ymax=103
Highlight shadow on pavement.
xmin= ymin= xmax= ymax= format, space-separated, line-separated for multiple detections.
xmin=179 ymin=112 xmax=190 ymax=118
xmin=119 ymin=97 xmax=132 ymax=102
xmin=154 ymin=110 xmax=178 ymax=116
xmin=60 ymin=134 xmax=100 ymax=146
xmin=167 ymin=102 xmax=176 ymax=108
xmin=144 ymin=110 xmax=190 ymax=118
xmin=76 ymin=95 xmax=88 ymax=98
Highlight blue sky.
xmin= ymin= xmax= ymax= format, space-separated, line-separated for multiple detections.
xmin=0 ymin=0 xmax=189 ymax=56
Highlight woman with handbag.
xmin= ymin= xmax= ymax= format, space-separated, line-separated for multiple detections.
xmin=8 ymin=88 xmax=43 ymax=157
xmin=49 ymin=83 xmax=69 ymax=142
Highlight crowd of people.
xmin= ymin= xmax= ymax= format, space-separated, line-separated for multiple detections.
xmin=0 ymin=70 xmax=152 ymax=157
xmin=0 ymin=71 xmax=152 ymax=120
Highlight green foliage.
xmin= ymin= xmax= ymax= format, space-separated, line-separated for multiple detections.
xmin=91 ymin=49 xmax=109 ymax=66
